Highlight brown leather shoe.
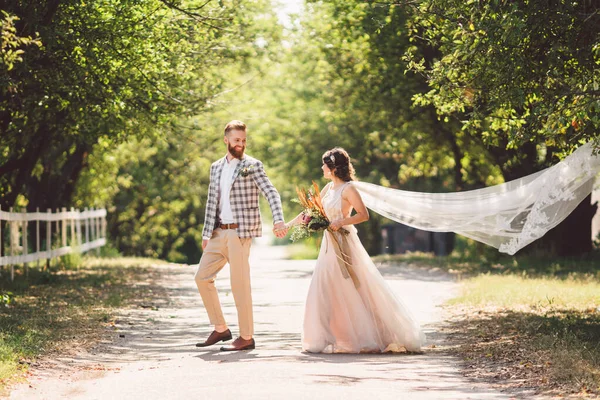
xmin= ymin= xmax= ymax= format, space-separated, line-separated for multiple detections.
xmin=220 ymin=337 xmax=255 ymax=351
xmin=196 ymin=329 xmax=232 ymax=347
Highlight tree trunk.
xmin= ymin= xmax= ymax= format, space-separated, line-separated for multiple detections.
xmin=0 ymin=132 xmax=50 ymax=210
xmin=520 ymin=194 xmax=597 ymax=257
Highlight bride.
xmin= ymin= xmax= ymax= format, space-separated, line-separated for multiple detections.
xmin=285 ymin=147 xmax=424 ymax=353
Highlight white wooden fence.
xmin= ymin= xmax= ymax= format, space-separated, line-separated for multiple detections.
xmin=0 ymin=207 xmax=107 ymax=280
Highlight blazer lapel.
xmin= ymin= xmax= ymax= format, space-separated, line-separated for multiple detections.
xmin=230 ymin=156 xmax=246 ymax=188
xmin=215 ymin=156 xmax=227 ymax=198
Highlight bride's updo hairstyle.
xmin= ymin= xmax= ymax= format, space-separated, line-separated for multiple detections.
xmin=322 ymin=147 xmax=356 ymax=182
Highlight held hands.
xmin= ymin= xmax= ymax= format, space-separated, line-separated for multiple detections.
xmin=273 ymin=221 xmax=288 ymax=238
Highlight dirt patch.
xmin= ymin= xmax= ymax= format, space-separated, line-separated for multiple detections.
xmin=0 ymin=259 xmax=171 ymax=395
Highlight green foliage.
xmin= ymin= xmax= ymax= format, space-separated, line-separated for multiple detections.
xmin=0 ymin=292 xmax=12 ymax=308
xmin=82 ymin=0 xmax=281 ymax=263
xmin=3 ymin=0 xmax=598 ymax=261
xmin=405 ymin=0 xmax=600 ymax=155
xmin=58 ymin=251 xmax=82 ymax=270
xmin=211 ymin=0 xmax=508 ymax=252
xmin=0 ymin=0 xmax=265 ymax=213
xmin=400 ymin=0 xmax=600 ymax=255
xmin=0 ymin=11 xmax=41 ymax=71
xmin=374 ymin=242 xmax=600 ymax=279
xmin=0 ymin=0 xmax=282 ymax=263
xmin=97 ymin=243 xmax=122 ymax=258
xmin=178 ymin=0 xmax=506 ymax=253
xmin=101 ymin=136 xmax=209 ymax=263
xmin=289 ymin=225 xmax=311 ymax=242
xmin=259 ymin=0 xmax=597 ymax=255
xmin=294 ymin=1 xmax=501 ymax=190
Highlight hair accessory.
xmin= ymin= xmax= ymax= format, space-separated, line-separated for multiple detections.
xmin=330 ymin=154 xmax=336 ymax=164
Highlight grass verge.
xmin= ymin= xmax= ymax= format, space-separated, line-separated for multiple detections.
xmin=372 ymin=249 xmax=600 ymax=279
xmin=373 ymin=249 xmax=600 ymax=396
xmin=445 ymin=274 xmax=600 ymax=397
xmin=0 ymin=256 xmax=168 ymax=394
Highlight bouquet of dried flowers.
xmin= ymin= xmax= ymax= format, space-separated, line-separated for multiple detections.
xmin=290 ymin=181 xmax=348 ymax=242
xmin=290 ymin=182 xmax=358 ymax=288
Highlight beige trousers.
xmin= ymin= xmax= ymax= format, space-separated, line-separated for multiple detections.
xmin=194 ymin=228 xmax=253 ymax=337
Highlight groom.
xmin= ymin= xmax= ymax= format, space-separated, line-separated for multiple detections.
xmin=194 ymin=120 xmax=287 ymax=351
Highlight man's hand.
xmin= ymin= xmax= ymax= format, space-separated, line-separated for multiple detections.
xmin=273 ymin=221 xmax=288 ymax=238
xmin=202 ymin=239 xmax=209 ymax=250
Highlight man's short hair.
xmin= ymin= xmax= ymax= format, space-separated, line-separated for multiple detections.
xmin=224 ymin=120 xmax=247 ymax=135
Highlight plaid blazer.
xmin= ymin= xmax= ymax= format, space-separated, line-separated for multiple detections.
xmin=202 ymin=154 xmax=284 ymax=239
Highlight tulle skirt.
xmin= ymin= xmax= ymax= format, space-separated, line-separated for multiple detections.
xmin=302 ymin=228 xmax=424 ymax=353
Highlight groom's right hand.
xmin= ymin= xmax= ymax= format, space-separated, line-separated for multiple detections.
xmin=273 ymin=221 xmax=288 ymax=238
xmin=202 ymin=239 xmax=209 ymax=250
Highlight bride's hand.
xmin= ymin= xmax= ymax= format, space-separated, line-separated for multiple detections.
xmin=329 ymin=219 xmax=344 ymax=231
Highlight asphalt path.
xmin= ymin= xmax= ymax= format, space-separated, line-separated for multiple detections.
xmin=8 ymin=235 xmax=514 ymax=400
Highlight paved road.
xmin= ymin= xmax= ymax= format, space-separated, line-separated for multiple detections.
xmin=9 ymin=236 xmax=514 ymax=400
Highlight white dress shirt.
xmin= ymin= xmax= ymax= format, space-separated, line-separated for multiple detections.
xmin=218 ymin=156 xmax=240 ymax=224
xmin=203 ymin=156 xmax=240 ymax=241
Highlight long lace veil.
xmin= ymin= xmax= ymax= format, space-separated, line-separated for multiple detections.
xmin=354 ymin=142 xmax=599 ymax=255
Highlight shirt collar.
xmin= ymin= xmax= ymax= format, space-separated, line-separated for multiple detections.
xmin=224 ymin=154 xmax=244 ymax=164
xmin=225 ymin=157 xmax=240 ymax=166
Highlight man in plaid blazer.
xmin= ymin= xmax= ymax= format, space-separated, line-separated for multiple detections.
xmin=194 ymin=120 xmax=287 ymax=351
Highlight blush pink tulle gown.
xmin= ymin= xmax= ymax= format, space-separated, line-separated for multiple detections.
xmin=302 ymin=182 xmax=424 ymax=353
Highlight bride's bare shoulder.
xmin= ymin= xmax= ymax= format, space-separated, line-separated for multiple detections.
xmin=341 ymin=182 xmax=364 ymax=202
xmin=342 ymin=181 xmax=359 ymax=194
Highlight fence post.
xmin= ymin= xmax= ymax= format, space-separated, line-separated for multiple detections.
xmin=90 ymin=207 xmax=95 ymax=242
xmin=55 ymin=208 xmax=60 ymax=258
xmin=97 ymin=210 xmax=102 ymax=255
xmin=70 ymin=207 xmax=76 ymax=247
xmin=94 ymin=208 xmax=101 ymax=256
xmin=46 ymin=208 xmax=52 ymax=268
xmin=77 ymin=211 xmax=82 ymax=250
xmin=96 ymin=209 xmax=100 ymax=241
xmin=22 ymin=209 xmax=28 ymax=277
xmin=36 ymin=207 xmax=40 ymax=269
xmin=9 ymin=207 xmax=14 ymax=281
xmin=102 ymin=213 xmax=107 ymax=239
xmin=61 ymin=207 xmax=67 ymax=250
xmin=0 ymin=207 xmax=106 ymax=270
xmin=84 ymin=207 xmax=89 ymax=249
xmin=99 ymin=210 xmax=103 ymax=255
xmin=89 ymin=207 xmax=94 ymax=252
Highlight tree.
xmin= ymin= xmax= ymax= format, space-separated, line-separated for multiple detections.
xmin=0 ymin=0 xmax=243 ymax=212
xmin=405 ymin=0 xmax=600 ymax=255
xmin=246 ymin=0 xmax=503 ymax=253
xmin=251 ymin=0 xmax=599 ymax=255
xmin=0 ymin=11 xmax=41 ymax=71
xmin=70 ymin=0 xmax=283 ymax=262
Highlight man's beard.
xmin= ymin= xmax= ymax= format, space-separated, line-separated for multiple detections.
xmin=228 ymin=143 xmax=245 ymax=159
